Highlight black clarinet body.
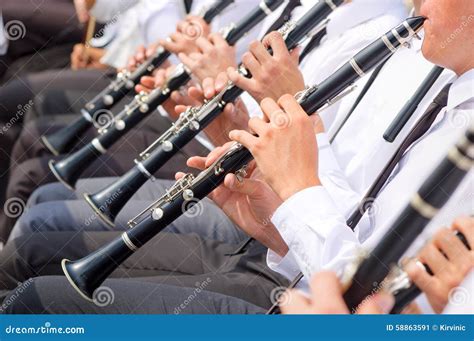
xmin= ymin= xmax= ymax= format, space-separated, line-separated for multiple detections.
xmin=62 ymin=17 xmax=427 ymax=299
xmin=343 ymin=126 xmax=474 ymax=312
xmin=384 ymin=66 xmax=445 ymax=142
xmin=84 ymin=0 xmax=345 ymax=225
xmin=40 ymin=0 xmax=235 ymax=156
xmin=64 ymin=145 xmax=254 ymax=299
xmin=49 ymin=0 xmax=285 ymax=189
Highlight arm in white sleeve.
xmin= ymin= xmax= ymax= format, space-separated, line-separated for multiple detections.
xmin=268 ymin=186 xmax=364 ymax=281
xmin=316 ymin=133 xmax=361 ymax=218
xmin=316 ymin=133 xmax=378 ymax=242
xmin=90 ymin=0 xmax=138 ymax=23
xmin=142 ymin=1 xmax=184 ymax=45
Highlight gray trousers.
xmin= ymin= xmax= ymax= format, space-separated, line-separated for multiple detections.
xmin=10 ymin=177 xmax=247 ymax=245
xmin=1 ymin=114 xmax=210 ymax=242
xmin=0 ymin=231 xmax=286 ymax=312
xmin=1 ymin=277 xmax=266 ymax=314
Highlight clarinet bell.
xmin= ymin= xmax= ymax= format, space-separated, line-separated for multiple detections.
xmin=83 ymin=192 xmax=116 ymax=228
xmin=49 ymin=159 xmax=77 ymax=191
xmin=62 ymin=232 xmax=138 ymax=301
xmin=41 ymin=115 xmax=92 ymax=156
xmin=61 ymin=258 xmax=96 ymax=301
xmin=49 ymin=143 xmax=102 ymax=190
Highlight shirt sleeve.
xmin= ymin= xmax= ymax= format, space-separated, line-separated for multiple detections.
xmin=317 ymin=132 xmax=374 ymax=243
xmin=141 ymin=1 xmax=184 ymax=46
xmin=91 ymin=0 xmax=138 ymax=22
xmin=265 ymin=134 xmax=371 ymax=284
xmin=268 ymin=185 xmax=361 ymax=281
xmin=317 ymin=133 xmax=361 ymax=218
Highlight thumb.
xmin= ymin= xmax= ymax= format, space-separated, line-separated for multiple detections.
xmin=224 ymin=174 xmax=262 ymax=197
xmin=223 ymin=103 xmax=236 ymax=119
xmin=290 ymin=46 xmax=301 ymax=64
xmin=215 ymin=72 xmax=229 ymax=91
xmin=140 ymin=76 xmax=156 ymax=88
xmin=187 ymin=156 xmax=207 ymax=170
xmin=175 ymin=105 xmax=188 ymax=115
xmin=175 ymin=172 xmax=186 ymax=180
xmin=188 ymin=86 xmax=205 ymax=103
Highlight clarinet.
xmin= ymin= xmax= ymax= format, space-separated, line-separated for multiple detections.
xmin=49 ymin=0 xmax=286 ymax=190
xmin=61 ymin=17 xmax=426 ymax=300
xmin=40 ymin=0 xmax=235 ymax=156
xmin=383 ymin=66 xmax=445 ymax=142
xmin=387 ymin=232 xmax=470 ymax=314
xmin=84 ymin=0 xmax=344 ymax=227
xmin=342 ymin=125 xmax=473 ymax=312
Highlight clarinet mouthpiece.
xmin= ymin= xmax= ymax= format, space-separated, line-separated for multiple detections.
xmin=406 ymin=16 xmax=427 ymax=27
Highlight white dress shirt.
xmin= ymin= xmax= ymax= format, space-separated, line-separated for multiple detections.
xmin=0 ymin=13 xmax=6 ymax=55
xmin=94 ymin=0 xmax=183 ymax=68
xmin=267 ymin=61 xmax=473 ymax=290
xmin=90 ymin=0 xmax=139 ymax=22
xmin=95 ymin=0 xmax=261 ymax=69
xmin=242 ymin=0 xmax=408 ymax=119
xmin=321 ymin=37 xmax=456 ymax=228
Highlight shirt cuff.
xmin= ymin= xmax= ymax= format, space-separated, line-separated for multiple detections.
xmin=266 ymin=249 xmax=302 ymax=281
xmin=272 ymin=185 xmax=343 ymax=240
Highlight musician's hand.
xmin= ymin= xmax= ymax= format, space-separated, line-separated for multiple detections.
xmin=127 ymin=43 xmax=164 ymax=71
xmin=405 ymin=216 xmax=474 ymax=314
xmin=282 ymin=272 xmax=395 ymax=314
xmin=179 ymin=33 xmax=237 ymax=82
xmin=174 ymin=74 xmax=250 ymax=146
xmin=71 ymin=44 xmax=106 ymax=70
xmin=230 ymin=95 xmax=322 ymax=201
xmin=71 ymin=43 xmax=90 ymax=69
xmin=226 ymin=32 xmax=304 ymax=103
xmin=134 ymin=64 xmax=174 ymax=93
xmin=181 ymin=144 xmax=288 ymax=256
xmin=161 ymin=16 xmax=211 ymax=55
xmin=135 ymin=66 xmax=194 ymax=117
